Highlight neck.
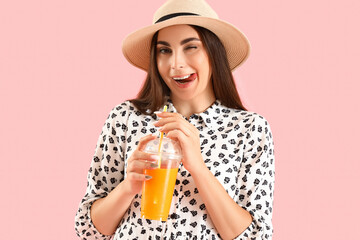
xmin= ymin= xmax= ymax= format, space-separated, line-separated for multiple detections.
xmin=171 ymin=94 xmax=216 ymax=119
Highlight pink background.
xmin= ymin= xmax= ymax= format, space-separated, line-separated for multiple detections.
xmin=1 ymin=0 xmax=359 ymax=239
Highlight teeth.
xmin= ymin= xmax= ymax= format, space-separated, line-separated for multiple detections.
xmin=172 ymin=74 xmax=191 ymax=80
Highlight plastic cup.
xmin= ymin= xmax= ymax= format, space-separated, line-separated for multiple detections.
xmin=141 ymin=137 xmax=182 ymax=221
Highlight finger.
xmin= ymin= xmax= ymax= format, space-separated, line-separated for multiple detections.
xmin=127 ymin=159 xmax=159 ymax=176
xmin=155 ymin=112 xmax=176 ymax=117
xmin=137 ymin=134 xmax=157 ymax=151
xmin=154 ymin=115 xmax=198 ymax=136
xmin=154 ymin=116 xmax=184 ymax=126
xmin=127 ymin=172 xmax=152 ymax=181
xmin=166 ymin=129 xmax=188 ymax=143
xmin=155 ymin=112 xmax=183 ymax=119
xmin=154 ymin=115 xmax=191 ymax=131
xmin=131 ymin=151 xmax=157 ymax=161
xmin=159 ymin=122 xmax=192 ymax=137
xmin=128 ymin=160 xmax=159 ymax=172
xmin=127 ymin=153 xmax=159 ymax=169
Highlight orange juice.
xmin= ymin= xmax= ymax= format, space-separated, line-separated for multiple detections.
xmin=141 ymin=168 xmax=178 ymax=221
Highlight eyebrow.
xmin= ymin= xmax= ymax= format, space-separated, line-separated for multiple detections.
xmin=156 ymin=37 xmax=201 ymax=46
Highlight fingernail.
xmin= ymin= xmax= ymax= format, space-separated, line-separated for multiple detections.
xmin=145 ymin=175 xmax=152 ymax=180
xmin=150 ymin=163 xmax=158 ymax=168
xmin=154 ymin=111 xmax=162 ymax=115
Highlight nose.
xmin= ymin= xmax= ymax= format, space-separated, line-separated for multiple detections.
xmin=170 ymin=50 xmax=185 ymax=69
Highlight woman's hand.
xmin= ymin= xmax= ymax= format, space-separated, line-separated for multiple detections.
xmin=154 ymin=112 xmax=207 ymax=174
xmin=124 ymin=134 xmax=159 ymax=196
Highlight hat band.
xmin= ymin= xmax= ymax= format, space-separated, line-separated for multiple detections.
xmin=155 ymin=12 xmax=199 ymax=24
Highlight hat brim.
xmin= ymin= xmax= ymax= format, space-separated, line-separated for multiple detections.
xmin=122 ymin=16 xmax=250 ymax=72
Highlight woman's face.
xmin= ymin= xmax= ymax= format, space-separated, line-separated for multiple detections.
xmin=156 ymin=24 xmax=213 ymax=103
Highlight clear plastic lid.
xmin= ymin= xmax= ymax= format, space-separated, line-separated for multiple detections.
xmin=143 ymin=137 xmax=182 ymax=160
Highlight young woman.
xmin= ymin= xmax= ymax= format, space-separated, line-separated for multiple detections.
xmin=75 ymin=1 xmax=275 ymax=239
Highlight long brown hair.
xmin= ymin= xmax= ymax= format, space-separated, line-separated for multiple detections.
xmin=130 ymin=25 xmax=247 ymax=114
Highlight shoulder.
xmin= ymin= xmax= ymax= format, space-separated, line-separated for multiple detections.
xmin=219 ymin=104 xmax=271 ymax=130
xmin=106 ymin=100 xmax=143 ymax=119
xmin=100 ymin=101 xmax=134 ymax=130
xmin=220 ymin=106 xmax=274 ymax=146
xmin=243 ymin=111 xmax=271 ymax=130
xmin=238 ymin=111 xmax=274 ymax=147
xmin=110 ymin=100 xmax=132 ymax=114
xmin=105 ymin=101 xmax=156 ymax=128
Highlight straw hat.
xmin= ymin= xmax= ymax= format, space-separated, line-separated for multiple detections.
xmin=122 ymin=0 xmax=250 ymax=72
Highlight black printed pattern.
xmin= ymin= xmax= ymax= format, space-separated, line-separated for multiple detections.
xmin=75 ymin=99 xmax=275 ymax=239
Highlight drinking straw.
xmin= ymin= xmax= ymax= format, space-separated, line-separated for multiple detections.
xmin=157 ymin=105 xmax=167 ymax=168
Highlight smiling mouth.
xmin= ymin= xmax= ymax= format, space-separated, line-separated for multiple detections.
xmin=172 ymin=73 xmax=197 ymax=84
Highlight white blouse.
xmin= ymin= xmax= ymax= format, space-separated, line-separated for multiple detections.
xmin=75 ymin=99 xmax=275 ymax=239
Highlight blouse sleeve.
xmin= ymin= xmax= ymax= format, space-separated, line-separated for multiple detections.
xmin=234 ymin=114 xmax=275 ymax=240
xmin=74 ymin=102 xmax=130 ymax=240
